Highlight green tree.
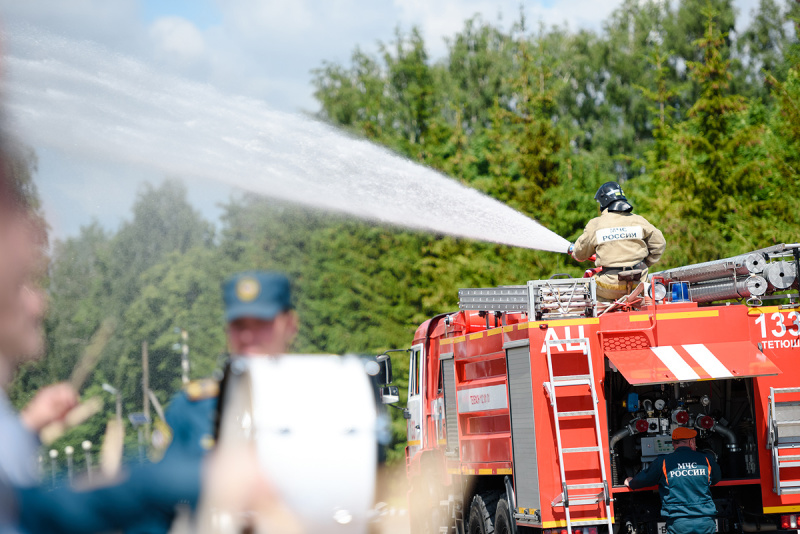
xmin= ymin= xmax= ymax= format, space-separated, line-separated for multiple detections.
xmin=109 ymin=180 xmax=214 ymax=306
xmin=482 ymin=35 xmax=565 ymax=215
xmin=443 ymin=16 xmax=513 ymax=128
xmin=641 ymin=6 xmax=768 ymax=265
xmin=736 ymin=0 xmax=800 ymax=96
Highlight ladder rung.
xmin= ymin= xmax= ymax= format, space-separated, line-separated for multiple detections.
xmin=779 ymin=461 xmax=800 ymax=468
xmin=553 ymin=497 xmax=601 ymax=507
xmin=553 ymin=374 xmax=592 ymax=384
xmin=571 ymin=497 xmax=601 ymax=505
xmin=567 ymin=520 xmax=611 ymax=527
xmin=567 ymin=483 xmax=606 ymax=489
xmin=547 ymin=338 xmax=589 ymax=346
xmin=778 ymin=455 xmax=800 ymax=461
xmin=780 ymin=481 xmax=800 ymax=488
xmin=773 ymin=388 xmax=800 ymax=394
xmin=558 ymin=410 xmax=596 ymax=418
xmin=553 ymin=374 xmax=592 ymax=382
xmin=776 ymin=420 xmax=800 ymax=425
xmin=780 ymin=487 xmax=800 ymax=495
xmin=563 ymin=446 xmax=601 ymax=453
xmin=552 ymin=380 xmax=592 ymax=387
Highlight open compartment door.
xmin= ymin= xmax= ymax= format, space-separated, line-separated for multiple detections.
xmin=606 ymin=341 xmax=781 ymax=386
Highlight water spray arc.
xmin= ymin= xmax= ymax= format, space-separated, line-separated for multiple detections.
xmin=4 ymin=26 xmax=569 ymax=254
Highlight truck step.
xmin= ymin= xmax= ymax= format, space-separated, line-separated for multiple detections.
xmin=558 ymin=410 xmax=596 ymax=418
xmin=779 ymin=486 xmax=800 ymax=495
xmin=563 ymin=446 xmax=601 ymax=453
xmin=779 ymin=481 xmax=800 ymax=488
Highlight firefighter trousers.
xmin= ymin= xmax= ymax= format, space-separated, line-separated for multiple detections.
xmin=666 ymin=517 xmax=716 ymax=534
xmin=594 ymin=268 xmax=649 ymax=301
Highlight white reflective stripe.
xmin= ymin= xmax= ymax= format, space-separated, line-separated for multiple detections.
xmin=595 ymin=226 xmax=643 ymax=244
xmin=651 ymin=346 xmax=700 ymax=381
xmin=682 ymin=344 xmax=734 ymax=379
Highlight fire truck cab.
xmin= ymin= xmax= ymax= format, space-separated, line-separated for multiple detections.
xmin=393 ymin=244 xmax=800 ymax=534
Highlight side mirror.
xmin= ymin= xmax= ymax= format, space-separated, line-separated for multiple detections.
xmin=376 ymin=354 xmax=393 ymax=385
xmin=380 ymin=386 xmax=399 ymax=405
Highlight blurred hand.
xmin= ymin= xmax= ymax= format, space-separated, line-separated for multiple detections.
xmin=20 ymin=382 xmax=79 ymax=432
xmin=198 ymin=444 xmax=302 ymax=534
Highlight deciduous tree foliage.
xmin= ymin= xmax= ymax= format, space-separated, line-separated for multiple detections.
xmin=10 ymin=0 xmax=800 ymax=464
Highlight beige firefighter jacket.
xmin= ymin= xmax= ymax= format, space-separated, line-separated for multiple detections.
xmin=573 ymin=210 xmax=666 ymax=268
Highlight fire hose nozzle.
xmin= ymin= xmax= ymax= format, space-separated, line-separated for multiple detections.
xmin=566 ymin=244 xmax=597 ymax=263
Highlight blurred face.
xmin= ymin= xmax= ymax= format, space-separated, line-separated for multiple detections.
xmin=0 ymin=215 xmax=46 ymax=370
xmin=226 ymin=311 xmax=298 ymax=356
xmin=0 ymin=216 xmax=37 ymax=313
xmin=0 ymin=283 xmax=47 ymax=363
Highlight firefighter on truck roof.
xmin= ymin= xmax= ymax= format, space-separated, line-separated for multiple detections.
xmin=569 ymin=181 xmax=666 ymax=301
xmin=625 ymin=427 xmax=721 ymax=534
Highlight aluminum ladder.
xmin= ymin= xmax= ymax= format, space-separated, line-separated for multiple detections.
xmin=768 ymin=387 xmax=800 ymax=495
xmin=544 ymin=337 xmax=613 ymax=534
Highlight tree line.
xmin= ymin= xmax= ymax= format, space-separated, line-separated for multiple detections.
xmin=10 ymin=0 xmax=800 ymax=464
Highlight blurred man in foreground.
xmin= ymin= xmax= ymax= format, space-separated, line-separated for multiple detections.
xmin=16 ymin=271 xmax=298 ymax=533
xmin=0 ymin=170 xmax=79 ymax=532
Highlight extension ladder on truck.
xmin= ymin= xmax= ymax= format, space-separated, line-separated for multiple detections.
xmin=768 ymin=387 xmax=800 ymax=495
xmin=544 ymin=337 xmax=613 ymax=534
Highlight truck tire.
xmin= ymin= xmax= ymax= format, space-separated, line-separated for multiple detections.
xmin=468 ymin=491 xmax=501 ymax=534
xmin=494 ymin=497 xmax=513 ymax=534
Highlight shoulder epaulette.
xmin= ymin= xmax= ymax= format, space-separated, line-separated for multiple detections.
xmin=184 ymin=378 xmax=220 ymax=401
xmin=148 ymin=418 xmax=173 ymax=462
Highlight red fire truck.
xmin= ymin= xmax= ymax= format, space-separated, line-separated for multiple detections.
xmin=393 ymin=244 xmax=800 ymax=534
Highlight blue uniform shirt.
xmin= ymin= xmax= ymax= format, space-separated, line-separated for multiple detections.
xmin=0 ymin=391 xmax=40 ymax=534
xmin=16 ymin=458 xmax=202 ymax=534
xmin=628 ymin=445 xmax=721 ymax=520
xmin=125 ymin=379 xmax=219 ymax=534
xmin=15 ymin=380 xmax=219 ymax=534
xmin=159 ymin=381 xmax=219 ymax=462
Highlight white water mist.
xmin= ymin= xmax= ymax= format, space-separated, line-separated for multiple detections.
xmin=3 ymin=26 xmax=570 ymax=253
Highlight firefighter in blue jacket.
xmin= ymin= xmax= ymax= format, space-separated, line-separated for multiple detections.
xmin=156 ymin=270 xmax=297 ymax=462
xmin=625 ymin=427 xmax=721 ymax=534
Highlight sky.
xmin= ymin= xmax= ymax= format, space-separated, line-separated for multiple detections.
xmin=0 ymin=0 xmax=762 ymax=242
